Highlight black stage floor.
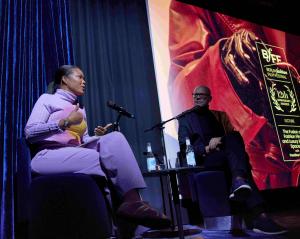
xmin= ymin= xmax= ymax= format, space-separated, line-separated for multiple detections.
xmin=140 ymin=208 xmax=300 ymax=239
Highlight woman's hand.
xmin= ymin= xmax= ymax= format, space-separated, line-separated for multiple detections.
xmin=67 ymin=104 xmax=83 ymax=125
xmin=59 ymin=104 xmax=83 ymax=129
xmin=94 ymin=123 xmax=113 ymax=136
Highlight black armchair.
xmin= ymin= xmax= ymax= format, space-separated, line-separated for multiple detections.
xmin=15 ymin=138 xmax=113 ymax=239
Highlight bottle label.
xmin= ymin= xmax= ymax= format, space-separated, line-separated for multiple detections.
xmin=186 ymin=151 xmax=196 ymax=166
xmin=147 ymin=157 xmax=156 ymax=171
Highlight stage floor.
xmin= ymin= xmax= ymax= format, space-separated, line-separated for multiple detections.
xmin=140 ymin=208 xmax=300 ymax=239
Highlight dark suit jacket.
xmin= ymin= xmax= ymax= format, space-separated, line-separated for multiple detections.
xmin=178 ymin=109 xmax=235 ymax=163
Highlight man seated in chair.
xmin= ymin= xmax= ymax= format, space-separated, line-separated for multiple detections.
xmin=177 ymin=85 xmax=286 ymax=235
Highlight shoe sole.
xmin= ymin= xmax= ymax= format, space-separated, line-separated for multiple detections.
xmin=127 ymin=217 xmax=171 ymax=229
xmin=117 ymin=213 xmax=171 ymax=229
xmin=229 ymin=185 xmax=252 ymax=201
xmin=253 ymin=228 xmax=288 ymax=235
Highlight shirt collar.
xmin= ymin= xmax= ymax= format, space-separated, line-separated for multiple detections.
xmin=195 ymin=105 xmax=210 ymax=115
xmin=55 ymin=89 xmax=77 ymax=104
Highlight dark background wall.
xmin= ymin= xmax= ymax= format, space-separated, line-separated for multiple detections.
xmin=180 ymin=0 xmax=299 ymax=35
xmin=69 ymin=0 xmax=162 ymax=171
xmin=69 ymin=0 xmax=164 ymax=206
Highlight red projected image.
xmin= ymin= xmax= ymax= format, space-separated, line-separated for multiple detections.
xmin=168 ymin=0 xmax=300 ymax=190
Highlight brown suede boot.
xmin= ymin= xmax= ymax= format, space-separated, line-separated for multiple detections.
xmin=117 ymin=201 xmax=171 ymax=229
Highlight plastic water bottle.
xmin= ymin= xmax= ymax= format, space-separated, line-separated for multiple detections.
xmin=146 ymin=142 xmax=156 ymax=171
xmin=185 ymin=137 xmax=196 ymax=167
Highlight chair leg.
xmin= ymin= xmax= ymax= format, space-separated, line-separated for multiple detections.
xmin=100 ymin=182 xmax=138 ymax=239
xmin=115 ymin=217 xmax=137 ymax=239
xmin=231 ymin=214 xmax=245 ymax=230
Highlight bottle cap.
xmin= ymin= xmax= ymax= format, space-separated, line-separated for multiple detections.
xmin=185 ymin=137 xmax=191 ymax=145
xmin=146 ymin=142 xmax=152 ymax=152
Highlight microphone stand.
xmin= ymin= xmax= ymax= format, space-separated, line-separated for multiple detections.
xmin=144 ymin=116 xmax=177 ymax=169
xmin=144 ymin=107 xmax=200 ymax=237
xmin=112 ymin=113 xmax=122 ymax=131
xmin=144 ymin=117 xmax=176 ymax=230
xmin=144 ymin=106 xmax=196 ymax=165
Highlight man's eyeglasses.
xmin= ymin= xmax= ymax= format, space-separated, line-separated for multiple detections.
xmin=192 ymin=93 xmax=210 ymax=98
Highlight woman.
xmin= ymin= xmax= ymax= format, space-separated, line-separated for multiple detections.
xmin=25 ymin=65 xmax=170 ymax=229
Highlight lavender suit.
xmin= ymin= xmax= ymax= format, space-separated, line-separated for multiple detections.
xmin=25 ymin=89 xmax=146 ymax=196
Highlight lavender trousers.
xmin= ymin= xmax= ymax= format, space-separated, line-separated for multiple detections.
xmin=31 ymin=132 xmax=146 ymax=196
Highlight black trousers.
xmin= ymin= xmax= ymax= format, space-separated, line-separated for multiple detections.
xmin=203 ymin=131 xmax=264 ymax=211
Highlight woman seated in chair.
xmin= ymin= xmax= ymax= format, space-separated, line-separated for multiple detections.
xmin=24 ymin=64 xmax=171 ymax=230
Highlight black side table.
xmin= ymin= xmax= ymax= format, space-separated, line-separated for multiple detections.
xmin=143 ymin=166 xmax=204 ymax=239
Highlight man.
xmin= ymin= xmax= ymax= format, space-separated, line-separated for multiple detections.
xmin=169 ymin=0 xmax=298 ymax=189
xmin=178 ymin=85 xmax=287 ymax=235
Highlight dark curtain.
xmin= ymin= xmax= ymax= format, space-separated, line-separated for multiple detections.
xmin=69 ymin=0 xmax=164 ymax=207
xmin=69 ymin=0 xmax=162 ymax=171
xmin=0 ymin=0 xmax=73 ymax=238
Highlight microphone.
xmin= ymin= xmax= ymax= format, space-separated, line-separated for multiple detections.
xmin=107 ymin=100 xmax=135 ymax=118
xmin=175 ymin=105 xmax=201 ymax=119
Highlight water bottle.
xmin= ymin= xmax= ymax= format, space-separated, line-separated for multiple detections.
xmin=146 ymin=142 xmax=156 ymax=171
xmin=185 ymin=137 xmax=196 ymax=167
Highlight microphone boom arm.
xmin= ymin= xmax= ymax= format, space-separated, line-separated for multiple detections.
xmin=144 ymin=106 xmax=200 ymax=168
xmin=144 ymin=116 xmax=176 ymax=133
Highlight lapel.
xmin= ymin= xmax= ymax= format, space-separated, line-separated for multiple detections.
xmin=186 ymin=112 xmax=205 ymax=142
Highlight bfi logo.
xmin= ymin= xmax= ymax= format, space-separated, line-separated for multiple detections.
xmin=261 ymin=48 xmax=282 ymax=63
